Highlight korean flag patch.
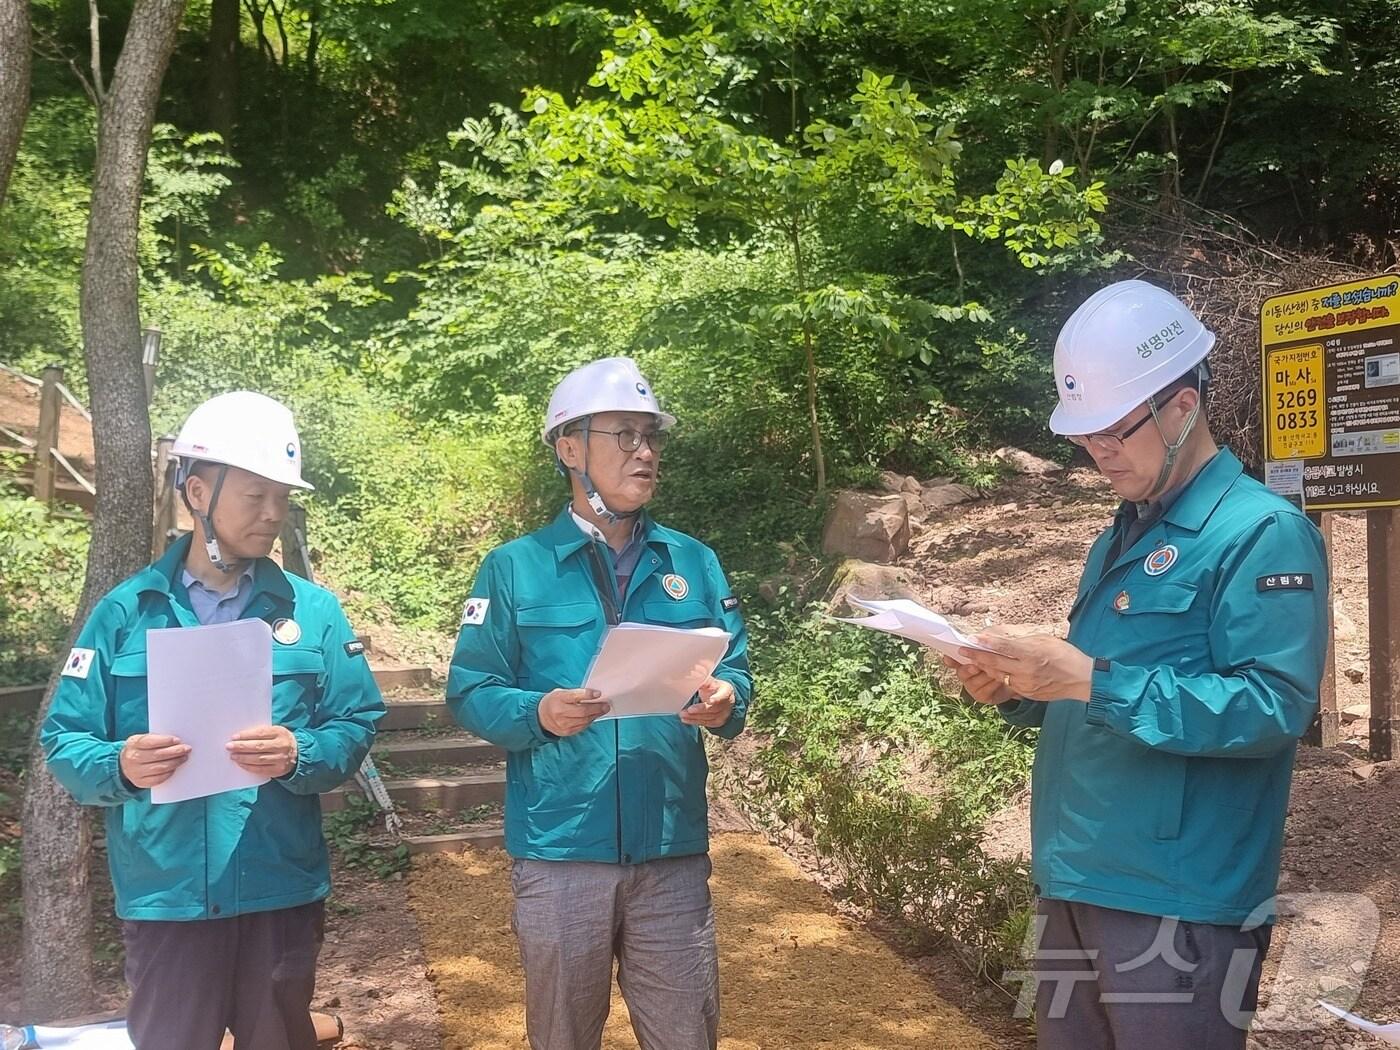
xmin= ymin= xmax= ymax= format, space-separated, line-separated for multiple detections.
xmin=461 ymin=597 xmax=491 ymax=626
xmin=62 ymin=647 xmax=96 ymax=680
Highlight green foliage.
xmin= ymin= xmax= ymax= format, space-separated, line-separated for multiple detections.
xmin=0 ymin=98 xmax=92 ymax=371
xmin=323 ymin=795 xmax=411 ymax=878
xmin=143 ymin=126 xmax=238 ymax=270
xmin=735 ymin=609 xmax=1036 ymax=979
xmin=0 ymin=490 xmax=89 ymax=687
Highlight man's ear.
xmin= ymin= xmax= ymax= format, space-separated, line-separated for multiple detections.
xmin=184 ymin=473 xmax=208 ymax=515
xmin=555 ymin=434 xmax=581 ymax=472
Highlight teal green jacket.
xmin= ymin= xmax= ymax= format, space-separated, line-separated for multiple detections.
xmin=447 ymin=508 xmax=752 ymax=863
xmin=42 ymin=535 xmax=385 ymax=921
xmin=1000 ymin=450 xmax=1327 ymax=925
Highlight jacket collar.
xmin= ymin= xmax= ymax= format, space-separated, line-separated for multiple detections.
xmin=136 ymin=532 xmax=295 ymax=607
xmin=546 ymin=504 xmax=682 ymax=562
xmin=1159 ymin=447 xmax=1243 ymax=533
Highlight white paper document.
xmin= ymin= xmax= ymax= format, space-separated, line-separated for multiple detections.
xmin=146 ymin=618 xmax=273 ymax=804
xmin=28 ymin=1019 xmax=133 ymax=1049
xmin=584 ymin=623 xmax=731 ymax=719
xmin=832 ymin=595 xmax=1002 ymax=663
xmin=1319 ymin=1000 xmax=1400 ymax=1044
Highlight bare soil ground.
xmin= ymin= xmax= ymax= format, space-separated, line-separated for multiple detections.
xmin=408 ymin=833 xmax=1000 ymax=1050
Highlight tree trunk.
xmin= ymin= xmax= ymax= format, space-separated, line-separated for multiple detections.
xmin=21 ymin=0 xmax=184 ymax=1018
xmin=0 ymin=0 xmax=31 ymax=209
xmin=205 ymin=0 xmax=239 ymax=145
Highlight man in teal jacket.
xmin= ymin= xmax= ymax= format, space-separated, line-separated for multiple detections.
xmin=953 ymin=282 xmax=1327 ymax=1049
xmin=448 ymin=357 xmax=752 ymax=1050
xmin=43 ymin=392 xmax=383 ymax=1050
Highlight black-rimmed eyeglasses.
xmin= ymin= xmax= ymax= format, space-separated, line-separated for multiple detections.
xmin=573 ymin=427 xmax=672 ymax=453
xmin=1067 ymin=412 xmax=1155 ymax=453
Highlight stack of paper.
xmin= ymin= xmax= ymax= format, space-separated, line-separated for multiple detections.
xmin=584 ymin=623 xmax=731 ymax=719
xmin=146 ymin=618 xmax=273 ymax=804
xmin=832 ymin=595 xmax=1000 ymax=663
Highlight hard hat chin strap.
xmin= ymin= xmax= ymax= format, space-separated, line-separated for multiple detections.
xmin=1145 ymin=366 xmax=1205 ymax=498
xmin=191 ymin=464 xmax=244 ymax=573
xmin=564 ymin=415 xmax=638 ymax=527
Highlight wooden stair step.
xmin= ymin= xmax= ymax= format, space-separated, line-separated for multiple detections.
xmin=371 ymin=665 xmax=435 ymax=691
xmin=404 ymin=826 xmax=506 ymax=855
xmin=373 ymin=734 xmax=502 ymax=768
xmin=321 ymin=770 xmax=505 ymax=813
xmin=380 ymin=697 xmax=451 ymax=731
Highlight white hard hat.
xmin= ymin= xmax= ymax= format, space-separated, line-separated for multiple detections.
xmin=1049 ymin=280 xmax=1215 ymax=435
xmin=172 ymin=391 xmax=314 ymax=490
xmin=541 ymin=356 xmax=676 ymax=446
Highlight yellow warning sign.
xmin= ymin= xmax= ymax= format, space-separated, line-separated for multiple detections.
xmin=1265 ymin=343 xmax=1325 ymax=460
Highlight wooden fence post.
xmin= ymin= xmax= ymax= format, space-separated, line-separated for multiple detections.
xmin=33 ymin=364 xmax=62 ymax=507
xmin=1367 ymin=508 xmax=1400 ymax=761
xmin=151 ymin=435 xmax=177 ymax=558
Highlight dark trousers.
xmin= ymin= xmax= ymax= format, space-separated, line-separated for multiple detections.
xmin=1034 ymin=898 xmax=1272 ymax=1050
xmin=122 ymin=901 xmax=325 ymax=1050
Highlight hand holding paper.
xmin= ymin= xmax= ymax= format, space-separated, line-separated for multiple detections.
xmin=226 ymin=724 xmax=299 ymax=778
xmin=119 ymin=733 xmax=191 ymax=789
xmin=679 ymin=676 xmax=735 ymax=728
xmin=146 ymin=618 xmax=273 ymax=804
xmin=955 ymin=629 xmax=1094 ymax=704
xmin=540 ymin=687 xmax=611 ymax=737
xmin=583 ymin=623 xmax=731 ymax=720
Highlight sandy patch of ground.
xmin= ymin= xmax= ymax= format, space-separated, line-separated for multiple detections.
xmin=408 ymin=833 xmax=1000 ymax=1050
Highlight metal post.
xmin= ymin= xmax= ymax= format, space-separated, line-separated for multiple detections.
xmin=279 ymin=503 xmax=313 ymax=581
xmin=1316 ymin=515 xmax=1338 ymax=750
xmin=141 ymin=327 xmax=162 ymax=404
xmin=34 ymin=364 xmax=62 ymax=508
xmin=1366 ymin=508 xmax=1400 ymax=760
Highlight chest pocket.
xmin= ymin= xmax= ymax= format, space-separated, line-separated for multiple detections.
xmin=1106 ymin=581 xmax=1207 ymax=667
xmin=516 ymin=602 xmax=603 ymax=689
xmin=272 ymin=645 xmax=324 ymax=727
xmin=111 ymin=649 xmax=149 ymax=736
xmin=640 ymin=599 xmax=713 ymax=630
xmin=1116 ymin=581 xmax=1198 ymax=616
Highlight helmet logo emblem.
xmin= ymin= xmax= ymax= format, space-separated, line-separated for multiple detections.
xmin=285 ymin=442 xmax=297 ymax=459
xmin=1144 ymin=545 xmax=1179 ymax=577
xmin=636 ymin=382 xmax=648 ymax=396
xmin=1064 ymin=374 xmax=1077 ymax=390
xmin=662 ymin=574 xmax=689 ymax=600
xmin=272 ymin=618 xmax=302 ymax=645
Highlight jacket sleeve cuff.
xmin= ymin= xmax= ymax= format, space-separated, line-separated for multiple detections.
xmin=105 ymin=745 xmax=143 ymax=803
xmin=1086 ymin=660 xmax=1144 ymax=728
xmin=996 ymin=698 xmax=1039 ymax=726
xmin=525 ymin=692 xmax=556 ymax=743
xmin=277 ymin=728 xmax=321 ymax=785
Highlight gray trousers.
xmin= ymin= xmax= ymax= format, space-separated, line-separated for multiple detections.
xmin=122 ymin=900 xmax=325 ymax=1050
xmin=1034 ymin=897 xmax=1272 ymax=1050
xmin=510 ymin=853 xmax=719 ymax=1050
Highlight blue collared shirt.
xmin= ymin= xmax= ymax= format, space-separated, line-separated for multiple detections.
xmin=570 ymin=507 xmax=647 ymax=599
xmin=181 ymin=563 xmax=255 ymax=625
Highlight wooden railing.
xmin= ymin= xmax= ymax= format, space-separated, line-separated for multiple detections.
xmin=0 ymin=363 xmax=96 ymax=511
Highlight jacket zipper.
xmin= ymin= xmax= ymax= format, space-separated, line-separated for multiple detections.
xmin=585 ymin=542 xmax=625 ymax=864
